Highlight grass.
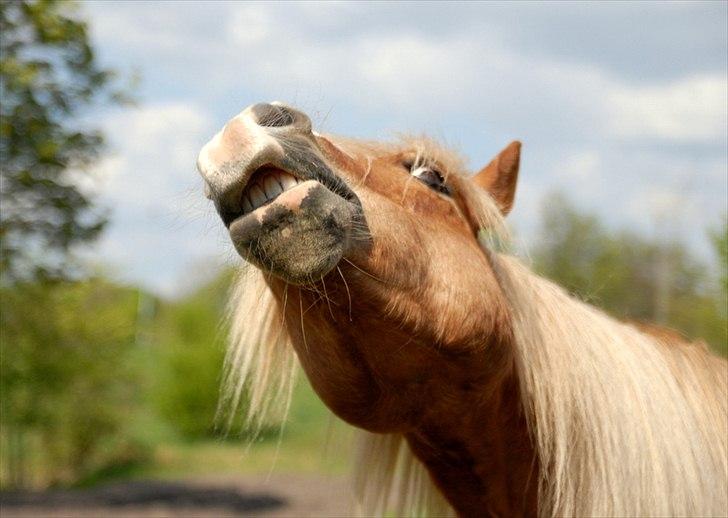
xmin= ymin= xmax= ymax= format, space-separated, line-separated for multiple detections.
xmin=0 ymin=371 xmax=352 ymax=489
xmin=130 ymin=376 xmax=353 ymax=480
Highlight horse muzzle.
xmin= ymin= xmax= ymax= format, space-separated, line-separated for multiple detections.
xmin=197 ymin=102 xmax=364 ymax=284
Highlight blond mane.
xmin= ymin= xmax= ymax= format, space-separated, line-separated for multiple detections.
xmin=490 ymin=254 xmax=728 ymax=516
xmin=220 ymin=142 xmax=727 ymax=517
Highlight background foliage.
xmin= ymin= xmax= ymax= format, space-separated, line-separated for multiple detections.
xmin=0 ymin=0 xmax=125 ymax=281
xmin=149 ymin=271 xmax=231 ymax=439
xmin=0 ymin=280 xmax=146 ymax=487
xmin=533 ymin=193 xmax=727 ymax=355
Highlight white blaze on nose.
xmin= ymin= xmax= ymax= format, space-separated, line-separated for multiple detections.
xmin=196 ymin=107 xmax=286 ymax=195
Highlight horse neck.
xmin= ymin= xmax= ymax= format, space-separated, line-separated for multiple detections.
xmin=404 ymin=359 xmax=539 ymax=517
xmin=268 ymin=262 xmax=538 ymax=516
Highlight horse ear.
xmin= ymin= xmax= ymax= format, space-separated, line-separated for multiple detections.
xmin=472 ymin=141 xmax=521 ymax=215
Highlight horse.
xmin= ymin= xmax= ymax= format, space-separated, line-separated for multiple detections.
xmin=196 ymin=102 xmax=728 ymax=517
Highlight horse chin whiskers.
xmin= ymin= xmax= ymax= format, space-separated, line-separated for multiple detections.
xmin=335 ymin=265 xmax=353 ymax=323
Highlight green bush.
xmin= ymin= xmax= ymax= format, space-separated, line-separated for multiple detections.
xmin=534 ymin=193 xmax=727 ymax=355
xmin=0 ymin=279 xmax=155 ymax=488
xmin=150 ymin=270 xmax=232 ymax=439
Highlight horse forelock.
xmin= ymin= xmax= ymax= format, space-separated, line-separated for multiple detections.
xmin=324 ymin=134 xmax=468 ymax=178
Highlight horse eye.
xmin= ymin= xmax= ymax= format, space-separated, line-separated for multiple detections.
xmin=410 ymin=164 xmax=451 ymax=195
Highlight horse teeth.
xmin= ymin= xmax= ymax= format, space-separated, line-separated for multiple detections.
xmin=242 ymin=170 xmax=303 ymax=214
xmin=249 ymin=184 xmax=267 ymax=209
xmin=279 ymin=173 xmax=297 ymax=192
xmin=242 ymin=195 xmax=253 ymax=214
xmin=263 ymin=175 xmax=283 ymax=200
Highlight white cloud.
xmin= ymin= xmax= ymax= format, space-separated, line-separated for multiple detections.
xmin=84 ymin=2 xmax=727 ymax=143
xmin=229 ymin=4 xmax=271 ymax=46
xmin=608 ymin=74 xmax=727 ymax=141
xmin=85 ymin=1 xmax=195 ymax=53
xmin=96 ymin=103 xmax=211 ymax=208
xmin=191 ymin=11 xmax=725 ymax=147
xmin=81 ymin=103 xmax=238 ymax=297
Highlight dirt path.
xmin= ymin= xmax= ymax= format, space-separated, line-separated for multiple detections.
xmin=1 ymin=474 xmax=352 ymax=517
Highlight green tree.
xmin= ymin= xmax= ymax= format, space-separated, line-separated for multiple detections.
xmin=0 ymin=1 xmax=140 ymax=488
xmin=710 ymin=216 xmax=727 ymax=296
xmin=0 ymin=0 xmax=126 ymax=281
xmin=533 ymin=192 xmax=727 ymax=355
xmin=151 ymin=270 xmax=232 ymax=439
xmin=0 ymin=279 xmax=152 ymax=487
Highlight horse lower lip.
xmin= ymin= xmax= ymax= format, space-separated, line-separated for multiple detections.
xmin=228 ymin=181 xmax=358 ymax=284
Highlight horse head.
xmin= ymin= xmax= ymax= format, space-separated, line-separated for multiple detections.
xmin=197 ymin=102 xmax=522 ymax=431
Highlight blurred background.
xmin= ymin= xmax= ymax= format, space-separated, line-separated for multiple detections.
xmin=1 ymin=1 xmax=726 ymax=515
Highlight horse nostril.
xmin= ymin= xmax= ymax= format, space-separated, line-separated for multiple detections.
xmin=251 ymin=103 xmax=295 ymax=127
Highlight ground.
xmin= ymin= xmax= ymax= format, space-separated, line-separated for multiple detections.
xmin=1 ymin=474 xmax=351 ymax=517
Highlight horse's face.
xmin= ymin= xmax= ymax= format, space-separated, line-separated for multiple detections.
xmin=198 ymin=102 xmax=521 ymax=429
xmin=198 ymin=102 xmax=518 ymax=290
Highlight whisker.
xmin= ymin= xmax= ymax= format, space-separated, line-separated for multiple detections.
xmin=342 ymin=257 xmax=386 ymax=284
xmin=337 ymin=265 xmax=353 ymax=322
xmin=303 ymin=293 xmax=327 ymax=314
xmin=320 ymin=274 xmax=337 ymax=321
xmin=298 ymin=288 xmax=309 ymax=355
xmin=280 ymin=282 xmax=289 ymax=327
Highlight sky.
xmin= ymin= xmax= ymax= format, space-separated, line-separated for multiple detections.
xmin=78 ymin=1 xmax=727 ymax=298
